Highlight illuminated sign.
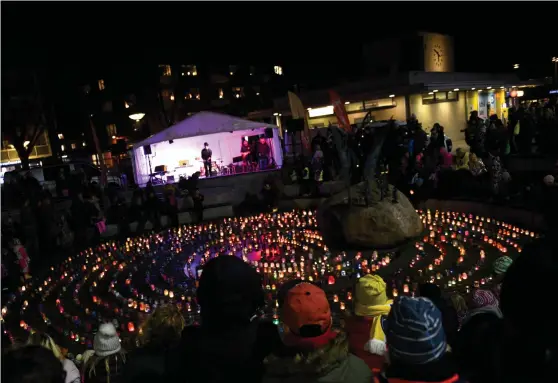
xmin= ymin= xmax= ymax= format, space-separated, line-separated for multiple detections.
xmin=550 ymin=89 xmax=558 ymax=94
xmin=308 ymin=106 xmax=334 ymax=118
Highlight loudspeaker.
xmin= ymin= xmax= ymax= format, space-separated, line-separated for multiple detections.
xmin=143 ymin=145 xmax=152 ymax=155
xmin=286 ymin=118 xmax=305 ymax=132
xmin=264 ymin=127 xmax=274 ymax=138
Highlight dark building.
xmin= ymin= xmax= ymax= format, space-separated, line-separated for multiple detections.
xmin=68 ymin=63 xmax=291 ymax=168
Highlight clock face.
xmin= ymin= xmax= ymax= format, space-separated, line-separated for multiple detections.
xmin=432 ymin=43 xmax=444 ymax=67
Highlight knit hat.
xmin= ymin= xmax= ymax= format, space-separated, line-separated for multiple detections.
xmin=471 ymin=289 xmax=499 ymax=309
xmin=197 ymin=255 xmax=264 ymax=327
xmin=384 ymin=297 xmax=447 ymax=365
xmin=493 ymin=256 xmax=513 ymax=275
xmin=355 ymin=274 xmax=388 ymax=316
xmin=94 ymin=323 xmax=121 ymax=357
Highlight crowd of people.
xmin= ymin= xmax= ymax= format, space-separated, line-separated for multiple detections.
xmin=4 ymin=240 xmax=557 ymax=383
xmin=286 ymin=103 xmax=558 ymax=211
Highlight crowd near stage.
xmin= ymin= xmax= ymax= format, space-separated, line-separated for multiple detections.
xmin=131 ymin=112 xmax=283 ymax=187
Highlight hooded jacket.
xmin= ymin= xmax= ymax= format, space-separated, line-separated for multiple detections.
xmin=262 ymin=331 xmax=372 ymax=383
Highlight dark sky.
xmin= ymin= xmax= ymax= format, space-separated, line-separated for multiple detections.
xmin=3 ymin=3 xmax=556 ymax=83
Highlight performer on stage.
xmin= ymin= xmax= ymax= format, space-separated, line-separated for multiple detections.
xmin=241 ymin=140 xmax=252 ymax=169
xmin=201 ymin=142 xmax=212 ymax=177
xmin=256 ymin=136 xmax=270 ymax=170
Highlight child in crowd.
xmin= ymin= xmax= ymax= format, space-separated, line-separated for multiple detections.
xmin=27 ymin=332 xmax=81 ymax=383
xmin=379 ymin=296 xmax=466 ymax=383
xmin=345 ymin=274 xmax=392 ymax=373
xmin=263 ymin=282 xmax=372 ymax=383
xmin=83 ymin=323 xmax=127 ymax=383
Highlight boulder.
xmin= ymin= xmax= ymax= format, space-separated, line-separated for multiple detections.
xmin=318 ymin=181 xmax=423 ymax=249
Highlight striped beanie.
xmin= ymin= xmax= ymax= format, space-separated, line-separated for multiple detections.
xmin=384 ymin=297 xmax=446 ymax=365
xmin=493 ymin=256 xmax=513 ymax=275
xmin=471 ymin=289 xmax=499 ymax=309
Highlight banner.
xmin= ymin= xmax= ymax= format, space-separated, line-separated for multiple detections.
xmin=329 ymin=90 xmax=351 ymax=132
xmin=89 ymin=118 xmax=108 ymax=187
xmin=287 ymin=91 xmax=311 ymax=151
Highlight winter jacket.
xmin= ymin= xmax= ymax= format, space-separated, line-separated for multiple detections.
xmin=167 ymin=320 xmax=281 ymax=383
xmin=123 ymin=344 xmax=173 ymax=383
xmin=344 ymin=316 xmax=386 ymax=373
xmin=262 ymin=331 xmax=372 ymax=383
xmin=82 ymin=352 xmax=127 ymax=383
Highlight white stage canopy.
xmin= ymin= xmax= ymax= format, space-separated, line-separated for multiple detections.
xmin=131 ymin=112 xmax=283 ymax=186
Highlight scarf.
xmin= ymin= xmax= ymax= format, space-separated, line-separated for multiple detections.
xmin=363 ymin=300 xmax=393 ymax=356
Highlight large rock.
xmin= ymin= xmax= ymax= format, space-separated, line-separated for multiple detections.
xmin=318 ymin=181 xmax=423 ymax=249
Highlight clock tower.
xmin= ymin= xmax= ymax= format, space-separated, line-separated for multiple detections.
xmin=421 ymin=32 xmax=454 ymax=73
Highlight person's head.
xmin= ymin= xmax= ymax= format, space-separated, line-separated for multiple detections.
xmin=138 ymin=304 xmax=185 ymax=348
xmin=354 ymin=274 xmax=388 ymax=316
xmin=204 ymin=142 xmax=209 ymax=148
xmin=454 ymin=313 xmax=503 ymax=383
xmin=409 ymin=113 xmax=417 ymax=122
xmin=259 ymin=136 xmax=266 ymax=144
xmin=492 ymin=256 xmax=513 ymax=280
xmin=470 ymin=110 xmax=479 ymax=120
xmin=281 ymin=282 xmax=335 ymax=349
xmin=242 ymin=140 xmax=249 ymax=147
xmin=469 ymin=153 xmax=480 ymax=165
xmin=3 ymin=345 xmax=65 ymax=383
xmin=385 ymin=296 xmax=447 ymax=366
xmin=543 ymin=174 xmax=555 ymax=186
xmin=470 ymin=289 xmax=499 ymax=310
xmin=450 ymin=293 xmax=468 ymax=314
xmin=197 ymin=255 xmax=264 ymax=329
xmin=418 ymin=283 xmax=442 ymax=301
xmin=93 ymin=323 xmax=122 ymax=357
xmin=26 ymin=332 xmax=63 ymax=360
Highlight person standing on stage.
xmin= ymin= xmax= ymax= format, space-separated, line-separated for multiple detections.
xmin=241 ymin=139 xmax=252 ymax=171
xmin=201 ymin=142 xmax=212 ymax=178
xmin=256 ymin=136 xmax=270 ymax=171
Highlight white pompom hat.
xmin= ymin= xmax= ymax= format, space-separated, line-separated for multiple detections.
xmin=94 ymin=323 xmax=121 ymax=357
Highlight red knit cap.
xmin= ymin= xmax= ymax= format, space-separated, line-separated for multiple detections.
xmin=282 ymin=283 xmax=331 ymax=335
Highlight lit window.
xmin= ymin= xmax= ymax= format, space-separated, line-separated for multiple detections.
xmin=60 ymin=145 xmax=65 ymax=152
xmin=218 ymin=88 xmax=224 ymax=99
xmin=232 ymin=87 xmax=244 ymax=99
xmin=124 ymin=101 xmax=130 ymax=109
xmin=82 ymin=142 xmax=86 ymax=147
xmin=57 ymin=133 xmax=64 ymax=140
xmin=98 ymin=79 xmax=105 ymax=90
xmin=186 ymin=88 xmax=200 ymax=100
xmin=159 ymin=65 xmax=172 ymax=76
xmin=274 ymin=66 xmax=283 ymax=75
xmin=106 ymin=124 xmax=117 ymax=136
xmin=229 ymin=65 xmax=237 ymax=76
xmin=182 ymin=65 xmax=198 ymax=76
xmin=71 ymin=143 xmax=77 ymax=150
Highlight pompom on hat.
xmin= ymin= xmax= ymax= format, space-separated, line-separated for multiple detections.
xmin=493 ymin=256 xmax=513 ymax=275
xmin=94 ymin=323 xmax=121 ymax=357
xmin=354 ymin=274 xmax=388 ymax=316
xmin=383 ymin=297 xmax=447 ymax=365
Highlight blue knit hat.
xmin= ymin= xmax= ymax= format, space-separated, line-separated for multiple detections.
xmin=384 ymin=296 xmax=447 ymax=365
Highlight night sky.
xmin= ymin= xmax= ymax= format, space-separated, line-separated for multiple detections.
xmin=3 ymin=2 xmax=556 ymax=131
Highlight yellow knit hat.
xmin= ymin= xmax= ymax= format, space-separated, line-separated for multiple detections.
xmin=355 ymin=274 xmax=388 ymax=316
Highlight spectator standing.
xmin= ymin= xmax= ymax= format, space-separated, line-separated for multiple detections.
xmin=379 ymin=296 xmax=465 ymax=383
xmin=27 ymin=332 xmax=81 ymax=383
xmin=192 ymin=188 xmax=204 ymax=223
xmin=345 ymin=274 xmax=392 ymax=373
xmin=4 ymin=345 xmax=66 ymax=383
xmin=83 ymin=323 xmax=127 ymax=383
xmin=263 ymin=283 xmax=372 ymax=383
xmin=168 ymin=255 xmax=279 ymax=383
xmin=124 ymin=305 xmax=185 ymax=383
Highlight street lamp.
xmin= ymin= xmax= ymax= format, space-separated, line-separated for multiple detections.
xmin=129 ymin=113 xmax=145 ymax=121
xmin=513 ymin=63 xmax=520 ymax=69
